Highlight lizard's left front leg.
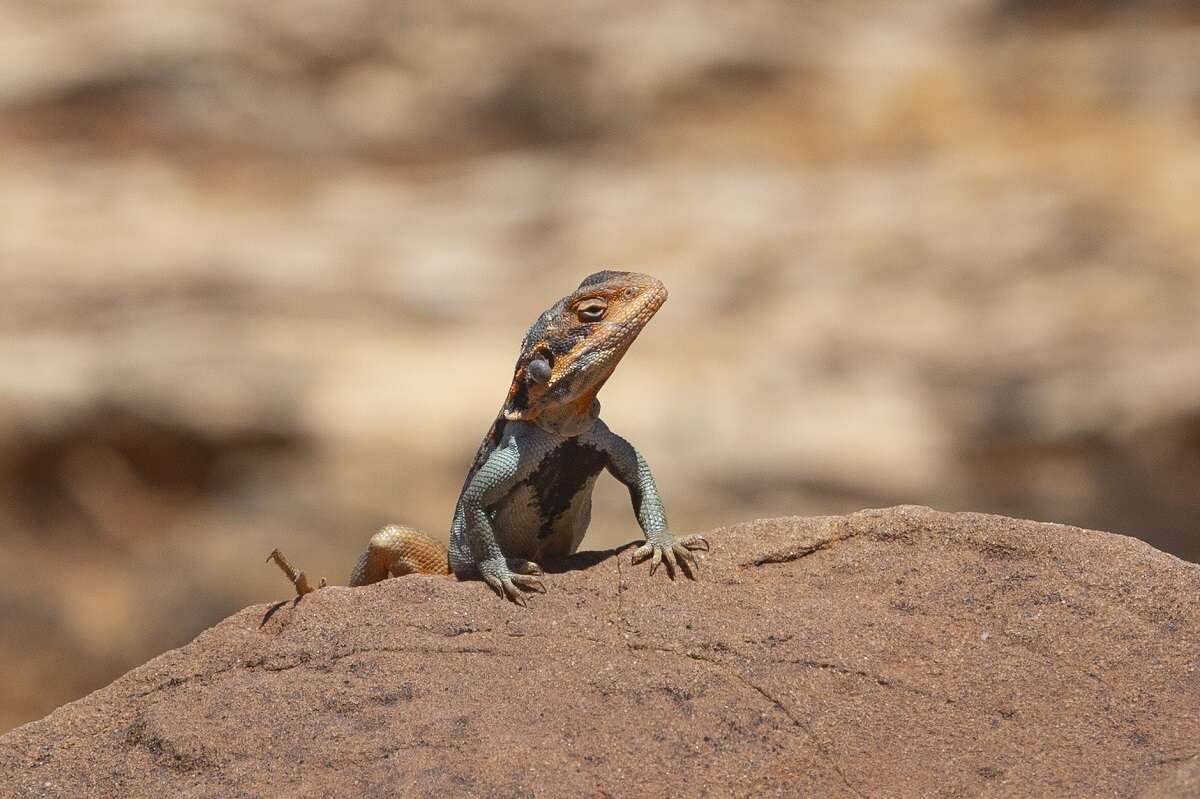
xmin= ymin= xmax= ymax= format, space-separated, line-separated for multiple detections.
xmin=592 ymin=423 xmax=709 ymax=579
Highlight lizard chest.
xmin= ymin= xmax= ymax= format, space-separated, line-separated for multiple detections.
xmin=488 ymin=437 xmax=609 ymax=555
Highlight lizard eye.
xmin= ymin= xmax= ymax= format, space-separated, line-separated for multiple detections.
xmin=577 ymin=299 xmax=608 ymax=322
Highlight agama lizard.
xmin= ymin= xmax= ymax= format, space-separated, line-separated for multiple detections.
xmin=270 ymin=271 xmax=707 ymax=605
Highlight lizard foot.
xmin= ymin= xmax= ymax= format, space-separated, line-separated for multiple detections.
xmin=631 ymin=534 xmax=709 ymax=580
xmin=261 ymin=549 xmax=329 ymax=626
xmin=267 ymin=549 xmax=327 ymax=599
xmin=479 ymin=557 xmax=546 ymax=606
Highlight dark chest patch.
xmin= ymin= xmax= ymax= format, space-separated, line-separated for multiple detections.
xmin=524 ymin=438 xmax=608 ymax=539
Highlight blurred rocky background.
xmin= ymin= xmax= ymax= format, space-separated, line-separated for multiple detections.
xmin=1 ymin=0 xmax=1198 ymax=733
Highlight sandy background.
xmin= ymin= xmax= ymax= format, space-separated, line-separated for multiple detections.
xmin=1 ymin=0 xmax=1198 ymax=733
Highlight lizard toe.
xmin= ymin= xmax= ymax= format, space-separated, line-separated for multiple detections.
xmin=660 ymin=546 xmax=678 ymax=580
xmin=482 ymin=573 xmax=508 ymax=600
xmin=631 ymin=543 xmax=654 ymax=565
xmin=496 ymin=577 xmax=528 ymax=606
xmin=481 ymin=559 xmax=543 ymax=604
xmin=634 ymin=533 xmax=708 ymax=581
xmin=508 ymin=558 xmax=544 ymax=576
xmin=511 ymin=574 xmax=547 ymax=594
xmin=504 ymin=581 xmax=529 ymax=606
xmin=673 ymin=543 xmax=699 ymax=579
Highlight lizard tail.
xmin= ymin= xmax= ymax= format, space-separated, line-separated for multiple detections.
xmin=349 ymin=524 xmax=452 ymax=585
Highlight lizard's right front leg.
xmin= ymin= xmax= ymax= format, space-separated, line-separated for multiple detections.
xmin=453 ymin=440 xmax=547 ymax=605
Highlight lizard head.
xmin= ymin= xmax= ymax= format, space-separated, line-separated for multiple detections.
xmin=501 ymin=271 xmax=667 ymax=426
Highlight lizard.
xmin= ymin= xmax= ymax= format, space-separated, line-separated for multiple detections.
xmin=269 ymin=270 xmax=707 ymax=605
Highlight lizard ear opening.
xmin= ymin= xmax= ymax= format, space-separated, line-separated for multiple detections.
xmin=526 ymin=357 xmax=552 ymax=385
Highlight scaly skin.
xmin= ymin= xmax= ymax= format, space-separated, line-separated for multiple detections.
xmin=270 ymin=271 xmax=707 ymax=604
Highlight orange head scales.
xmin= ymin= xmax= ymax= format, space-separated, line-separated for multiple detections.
xmin=501 ymin=271 xmax=667 ymax=430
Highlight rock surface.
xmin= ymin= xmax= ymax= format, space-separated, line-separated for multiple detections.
xmin=2 ymin=507 xmax=1197 ymax=798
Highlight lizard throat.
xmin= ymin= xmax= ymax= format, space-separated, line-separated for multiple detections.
xmin=529 ymin=395 xmax=601 ymax=436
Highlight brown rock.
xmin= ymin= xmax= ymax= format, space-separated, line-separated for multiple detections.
xmin=2 ymin=507 xmax=1197 ymax=798
xmin=1141 ymin=756 xmax=1200 ymax=799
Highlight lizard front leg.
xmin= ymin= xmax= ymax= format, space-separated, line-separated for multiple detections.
xmin=452 ymin=439 xmax=547 ymax=605
xmin=592 ymin=422 xmax=708 ymax=579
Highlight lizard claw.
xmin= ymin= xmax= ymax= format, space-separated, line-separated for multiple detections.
xmin=661 ymin=546 xmax=678 ymax=579
xmin=632 ymin=534 xmax=708 ymax=581
xmin=483 ymin=574 xmax=528 ymax=606
xmin=480 ymin=558 xmax=545 ymax=605
xmin=508 ymin=559 xmax=546 ymax=593
xmin=512 ymin=573 xmax=547 ymax=593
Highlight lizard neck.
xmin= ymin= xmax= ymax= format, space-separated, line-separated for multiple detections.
xmin=532 ymin=396 xmax=601 ymax=437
